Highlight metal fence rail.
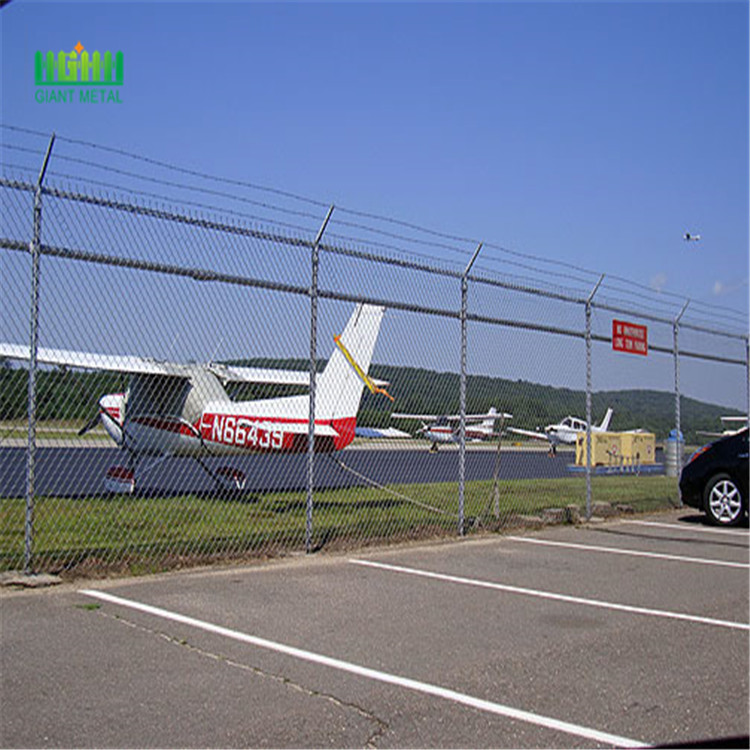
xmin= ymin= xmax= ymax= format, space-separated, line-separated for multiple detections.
xmin=1 ymin=127 xmax=747 ymax=576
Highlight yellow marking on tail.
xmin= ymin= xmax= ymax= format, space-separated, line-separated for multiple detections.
xmin=334 ymin=335 xmax=394 ymax=402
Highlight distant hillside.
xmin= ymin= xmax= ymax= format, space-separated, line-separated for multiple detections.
xmin=359 ymin=364 xmax=744 ymax=443
xmin=225 ymin=358 xmax=744 ymax=443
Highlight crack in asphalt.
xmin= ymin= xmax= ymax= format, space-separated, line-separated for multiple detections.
xmin=99 ymin=609 xmax=389 ymax=748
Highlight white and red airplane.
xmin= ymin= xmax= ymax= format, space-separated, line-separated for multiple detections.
xmin=507 ymin=407 xmax=614 ymax=456
xmin=390 ymin=407 xmax=512 ymax=451
xmin=1 ymin=304 xmax=386 ymax=493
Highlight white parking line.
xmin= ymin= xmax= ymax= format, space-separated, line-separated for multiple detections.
xmin=505 ymin=536 xmax=749 ymax=569
xmin=626 ymin=520 xmax=750 ymax=538
xmin=351 ymin=559 xmax=750 ymax=632
xmin=80 ymin=588 xmax=644 ymax=748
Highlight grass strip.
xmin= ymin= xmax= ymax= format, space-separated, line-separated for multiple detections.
xmin=0 ymin=475 xmax=679 ymax=575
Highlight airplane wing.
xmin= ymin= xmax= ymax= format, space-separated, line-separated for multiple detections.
xmin=355 ymin=426 xmax=412 ymax=439
xmin=0 ymin=343 xmax=185 ymax=377
xmin=211 ymin=364 xmax=317 ymax=387
xmin=442 ymin=412 xmax=513 ymax=422
xmin=392 ymin=412 xmax=512 ymax=421
xmin=0 ymin=343 xmax=390 ymax=389
xmin=696 ymin=429 xmax=745 ymax=438
xmin=392 ymin=413 xmax=438 ymax=421
xmin=215 ymin=363 xmax=389 ymax=389
xmin=507 ymin=426 xmax=549 ymax=441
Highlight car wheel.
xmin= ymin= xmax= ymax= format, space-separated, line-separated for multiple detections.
xmin=703 ymin=473 xmax=745 ymax=526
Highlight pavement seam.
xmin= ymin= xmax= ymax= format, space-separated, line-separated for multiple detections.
xmin=98 ymin=609 xmax=389 ymax=748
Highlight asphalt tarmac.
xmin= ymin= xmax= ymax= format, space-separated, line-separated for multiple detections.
xmin=2 ymin=508 xmax=747 ymax=748
xmin=0 ymin=444 xmax=667 ymax=497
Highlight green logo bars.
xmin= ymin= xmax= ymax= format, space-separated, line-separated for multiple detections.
xmin=35 ymin=43 xmax=123 ymax=86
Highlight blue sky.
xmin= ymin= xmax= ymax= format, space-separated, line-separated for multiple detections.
xmin=1 ymin=0 xmax=748 ymax=409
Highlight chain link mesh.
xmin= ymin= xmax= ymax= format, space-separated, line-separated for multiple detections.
xmin=1 ymin=128 xmax=747 ymax=576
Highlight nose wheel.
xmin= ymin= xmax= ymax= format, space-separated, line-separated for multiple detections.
xmin=215 ymin=466 xmax=247 ymax=491
xmin=194 ymin=457 xmax=247 ymax=494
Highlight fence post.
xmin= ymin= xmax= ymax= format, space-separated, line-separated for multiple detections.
xmin=306 ymin=205 xmax=334 ymax=554
xmin=585 ymin=275 xmax=604 ymax=521
xmin=459 ymin=243 xmax=482 ymax=536
xmin=25 ymin=133 xmax=55 ymax=575
xmin=673 ymin=300 xmax=689 ymax=492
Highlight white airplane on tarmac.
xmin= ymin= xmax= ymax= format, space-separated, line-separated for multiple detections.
xmin=697 ymin=415 xmax=748 ymax=438
xmin=390 ymin=407 xmax=512 ymax=452
xmin=0 ymin=304 xmax=387 ymax=494
xmin=507 ymin=408 xmax=614 ymax=456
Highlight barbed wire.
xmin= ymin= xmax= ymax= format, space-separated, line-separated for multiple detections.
xmin=43 ymin=148 xmax=326 ymax=225
xmin=1 ymin=123 xmax=746 ymax=332
xmin=0 ymin=126 xmax=645 ymax=292
xmin=54 ymin=132 xmax=331 ymax=210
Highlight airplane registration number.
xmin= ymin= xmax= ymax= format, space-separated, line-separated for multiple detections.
xmin=205 ymin=415 xmax=284 ymax=450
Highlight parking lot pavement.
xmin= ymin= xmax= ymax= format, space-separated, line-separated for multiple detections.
xmin=2 ymin=508 xmax=748 ymax=748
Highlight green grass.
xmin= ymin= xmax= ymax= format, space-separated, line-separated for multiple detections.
xmin=0 ymin=475 xmax=680 ymax=576
xmin=0 ymin=421 xmax=111 ymax=442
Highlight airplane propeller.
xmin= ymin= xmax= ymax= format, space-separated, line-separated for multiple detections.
xmin=78 ymin=411 xmax=102 ymax=436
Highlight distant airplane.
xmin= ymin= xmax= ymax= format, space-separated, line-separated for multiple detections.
xmin=0 ymin=304 xmax=387 ymax=494
xmin=507 ymin=408 xmax=614 ymax=456
xmin=683 ymin=232 xmax=701 ymax=242
xmin=697 ymin=415 xmax=748 ymax=439
xmin=390 ymin=407 xmax=512 ymax=451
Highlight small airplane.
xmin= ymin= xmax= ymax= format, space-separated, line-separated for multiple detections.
xmin=0 ymin=304 xmax=387 ymax=494
xmin=697 ymin=415 xmax=748 ymax=438
xmin=507 ymin=408 xmax=614 ymax=456
xmin=390 ymin=407 xmax=512 ymax=451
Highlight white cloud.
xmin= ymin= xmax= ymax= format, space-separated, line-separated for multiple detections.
xmin=712 ymin=278 xmax=748 ymax=297
xmin=650 ymin=272 xmax=667 ymax=292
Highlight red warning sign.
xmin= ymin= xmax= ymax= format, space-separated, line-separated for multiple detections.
xmin=612 ymin=319 xmax=648 ymax=356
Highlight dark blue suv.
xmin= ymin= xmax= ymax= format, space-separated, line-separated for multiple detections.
xmin=679 ymin=428 xmax=748 ymax=526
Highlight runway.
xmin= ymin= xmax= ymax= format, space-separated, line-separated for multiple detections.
xmin=0 ymin=444 xmax=626 ymax=497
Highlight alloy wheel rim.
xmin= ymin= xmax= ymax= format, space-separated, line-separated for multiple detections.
xmin=708 ymin=480 xmax=742 ymax=523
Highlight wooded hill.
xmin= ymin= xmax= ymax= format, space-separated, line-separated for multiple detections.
xmin=1 ymin=359 xmax=744 ymax=444
xmin=359 ymin=364 xmax=744 ymax=443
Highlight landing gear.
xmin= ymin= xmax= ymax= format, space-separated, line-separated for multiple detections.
xmin=215 ymin=466 xmax=247 ymax=492
xmin=195 ymin=457 xmax=247 ymax=495
xmin=103 ymin=453 xmax=167 ymax=495
xmin=104 ymin=465 xmax=136 ymax=494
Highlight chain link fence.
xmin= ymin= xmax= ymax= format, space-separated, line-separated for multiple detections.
xmin=1 ymin=126 xmax=748 ymax=576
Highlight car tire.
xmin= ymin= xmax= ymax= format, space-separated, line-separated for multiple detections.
xmin=703 ymin=473 xmax=745 ymax=526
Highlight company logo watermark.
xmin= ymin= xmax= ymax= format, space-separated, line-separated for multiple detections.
xmin=34 ymin=42 xmax=123 ymax=104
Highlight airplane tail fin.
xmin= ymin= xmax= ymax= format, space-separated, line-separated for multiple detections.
xmin=316 ymin=304 xmax=385 ymax=422
xmin=598 ymin=407 xmax=614 ymax=431
xmin=480 ymin=407 xmax=498 ymax=429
